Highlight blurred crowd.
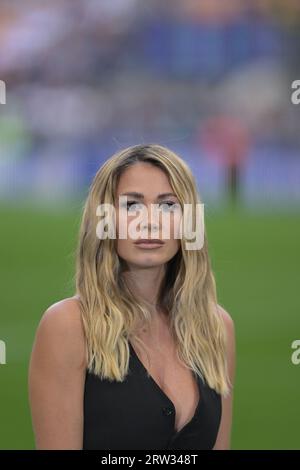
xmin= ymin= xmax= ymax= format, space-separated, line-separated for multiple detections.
xmin=0 ymin=0 xmax=300 ymax=206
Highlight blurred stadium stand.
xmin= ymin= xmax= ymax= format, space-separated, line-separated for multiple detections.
xmin=0 ymin=0 xmax=300 ymax=209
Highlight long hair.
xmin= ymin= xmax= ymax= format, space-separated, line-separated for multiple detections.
xmin=75 ymin=143 xmax=231 ymax=396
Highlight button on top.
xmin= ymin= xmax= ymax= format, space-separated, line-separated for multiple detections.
xmin=162 ymin=406 xmax=173 ymax=416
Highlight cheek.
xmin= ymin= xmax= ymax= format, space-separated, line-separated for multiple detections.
xmin=115 ymin=212 xmax=127 ymax=242
xmin=161 ymin=210 xmax=182 ymax=240
xmin=115 ymin=211 xmax=128 ymax=253
xmin=116 ymin=237 xmax=132 ymax=259
xmin=116 ymin=209 xmax=139 ymax=239
xmin=173 ymin=211 xmax=183 ymax=239
xmin=163 ymin=213 xmax=181 ymax=254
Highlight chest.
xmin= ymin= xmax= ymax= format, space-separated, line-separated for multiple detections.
xmin=130 ymin=340 xmax=201 ymax=433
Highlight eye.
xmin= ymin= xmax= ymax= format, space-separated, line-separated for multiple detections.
xmin=123 ymin=200 xmax=180 ymax=212
xmin=126 ymin=201 xmax=144 ymax=212
xmin=159 ymin=201 xmax=180 ymax=212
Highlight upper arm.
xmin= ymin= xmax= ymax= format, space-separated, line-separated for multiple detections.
xmin=213 ymin=304 xmax=236 ymax=450
xmin=28 ymin=298 xmax=87 ymax=449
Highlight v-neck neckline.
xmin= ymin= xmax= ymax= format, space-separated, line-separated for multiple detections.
xmin=128 ymin=340 xmax=203 ymax=437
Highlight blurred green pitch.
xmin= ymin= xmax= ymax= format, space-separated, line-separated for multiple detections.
xmin=0 ymin=202 xmax=299 ymax=449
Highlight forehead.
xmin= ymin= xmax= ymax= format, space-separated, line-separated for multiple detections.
xmin=116 ymin=162 xmax=173 ymax=195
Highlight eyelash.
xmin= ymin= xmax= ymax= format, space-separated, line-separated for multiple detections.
xmin=126 ymin=201 xmax=177 ymax=210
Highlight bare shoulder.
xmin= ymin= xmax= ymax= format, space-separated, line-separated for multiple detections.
xmin=217 ymin=303 xmax=235 ymax=334
xmin=42 ymin=295 xmax=83 ymax=330
xmin=216 ymin=303 xmax=236 ymax=383
xmin=29 ymin=296 xmax=86 ymax=449
xmin=212 ymin=305 xmax=236 ymax=449
xmin=31 ymin=295 xmax=87 ymax=370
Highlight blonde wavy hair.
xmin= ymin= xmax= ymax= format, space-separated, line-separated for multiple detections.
xmin=75 ymin=143 xmax=231 ymax=396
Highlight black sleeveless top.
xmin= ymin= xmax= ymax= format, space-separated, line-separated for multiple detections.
xmin=83 ymin=342 xmax=222 ymax=450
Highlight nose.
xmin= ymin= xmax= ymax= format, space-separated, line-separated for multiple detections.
xmin=140 ymin=220 xmax=159 ymax=232
xmin=139 ymin=203 xmax=160 ymax=233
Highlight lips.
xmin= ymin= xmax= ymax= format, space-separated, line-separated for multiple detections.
xmin=134 ymin=239 xmax=165 ymax=245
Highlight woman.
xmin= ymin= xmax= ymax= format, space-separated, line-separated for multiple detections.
xmin=28 ymin=143 xmax=235 ymax=450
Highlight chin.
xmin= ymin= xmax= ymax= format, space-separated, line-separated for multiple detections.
xmin=129 ymin=256 xmax=165 ymax=268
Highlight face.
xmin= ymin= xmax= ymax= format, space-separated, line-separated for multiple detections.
xmin=114 ymin=162 xmax=182 ymax=269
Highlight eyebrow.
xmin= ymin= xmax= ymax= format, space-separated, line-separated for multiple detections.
xmin=119 ymin=192 xmax=178 ymax=200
